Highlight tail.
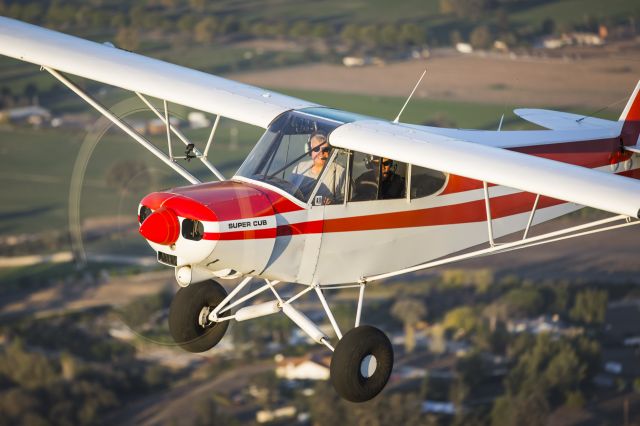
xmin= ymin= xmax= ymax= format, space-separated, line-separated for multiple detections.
xmin=620 ymin=80 xmax=640 ymax=147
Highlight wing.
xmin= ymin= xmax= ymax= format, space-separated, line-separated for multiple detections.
xmin=0 ymin=17 xmax=317 ymax=128
xmin=330 ymin=120 xmax=640 ymax=218
xmin=514 ymin=108 xmax=620 ymax=131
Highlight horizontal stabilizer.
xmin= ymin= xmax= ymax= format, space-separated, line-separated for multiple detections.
xmin=514 ymin=108 xmax=619 ymax=131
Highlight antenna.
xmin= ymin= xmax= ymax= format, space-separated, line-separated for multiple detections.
xmin=497 ymin=113 xmax=504 ymax=131
xmin=576 ymin=96 xmax=627 ymax=123
xmin=393 ymin=69 xmax=427 ymax=124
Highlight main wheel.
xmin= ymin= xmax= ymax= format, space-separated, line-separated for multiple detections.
xmin=168 ymin=279 xmax=229 ymax=353
xmin=329 ymin=325 xmax=394 ymax=402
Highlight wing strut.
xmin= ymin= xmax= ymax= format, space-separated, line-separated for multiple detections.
xmin=135 ymin=92 xmax=225 ymax=181
xmin=45 ymin=66 xmax=201 ymax=184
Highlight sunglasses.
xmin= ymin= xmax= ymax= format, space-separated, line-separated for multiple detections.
xmin=312 ymin=146 xmax=331 ymax=154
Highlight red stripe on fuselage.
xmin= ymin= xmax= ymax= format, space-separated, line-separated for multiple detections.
xmin=203 ymin=227 xmax=277 ymax=241
xmin=209 ymin=191 xmax=565 ymax=240
xmin=322 ymin=192 xmax=563 ymax=233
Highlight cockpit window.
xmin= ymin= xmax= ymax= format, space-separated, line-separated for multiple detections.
xmin=236 ymin=111 xmax=342 ymax=202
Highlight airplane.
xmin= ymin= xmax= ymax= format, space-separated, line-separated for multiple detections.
xmin=1 ymin=16 xmax=640 ymax=403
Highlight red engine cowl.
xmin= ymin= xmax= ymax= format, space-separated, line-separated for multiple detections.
xmin=138 ymin=180 xmax=279 ymax=275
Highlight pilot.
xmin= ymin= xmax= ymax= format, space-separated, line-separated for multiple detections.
xmin=291 ymin=132 xmax=345 ymax=203
xmin=379 ymin=158 xmax=406 ymax=199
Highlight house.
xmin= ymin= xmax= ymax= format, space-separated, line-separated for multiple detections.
xmin=147 ymin=117 xmax=181 ymax=135
xmin=256 ymin=406 xmax=296 ymax=424
xmin=422 ymin=401 xmax=456 ymax=415
xmin=0 ymin=105 xmax=51 ymax=126
xmin=455 ymin=43 xmax=473 ymax=54
xmin=274 ymin=354 xmax=330 ymax=380
xmin=187 ymin=111 xmax=210 ymax=129
xmin=507 ymin=315 xmax=582 ymax=337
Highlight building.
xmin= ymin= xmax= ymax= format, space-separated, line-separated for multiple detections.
xmin=0 ymin=105 xmax=51 ymax=126
xmin=274 ymin=354 xmax=330 ymax=381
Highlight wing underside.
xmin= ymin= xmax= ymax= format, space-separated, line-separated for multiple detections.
xmin=330 ymin=120 xmax=640 ymax=218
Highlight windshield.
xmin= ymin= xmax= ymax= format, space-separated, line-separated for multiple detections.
xmin=236 ymin=111 xmax=342 ymax=202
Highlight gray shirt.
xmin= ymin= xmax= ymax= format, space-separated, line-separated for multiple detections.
xmin=291 ymin=160 xmax=346 ymax=202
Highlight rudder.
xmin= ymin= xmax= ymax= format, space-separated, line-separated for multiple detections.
xmin=620 ymin=80 xmax=640 ymax=147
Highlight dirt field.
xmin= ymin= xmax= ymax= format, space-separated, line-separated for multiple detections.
xmin=233 ymin=42 xmax=640 ymax=110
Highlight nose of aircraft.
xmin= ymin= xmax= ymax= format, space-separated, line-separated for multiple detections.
xmin=139 ymin=206 xmax=180 ymax=245
xmin=138 ymin=180 xmax=282 ymax=274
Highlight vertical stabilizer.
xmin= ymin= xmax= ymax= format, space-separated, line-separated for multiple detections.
xmin=620 ymin=80 xmax=640 ymax=146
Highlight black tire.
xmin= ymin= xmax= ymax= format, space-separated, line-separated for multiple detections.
xmin=169 ymin=280 xmax=229 ymax=353
xmin=329 ymin=325 xmax=394 ymax=403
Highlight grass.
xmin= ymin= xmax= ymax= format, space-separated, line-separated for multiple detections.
xmin=510 ymin=0 xmax=640 ymax=28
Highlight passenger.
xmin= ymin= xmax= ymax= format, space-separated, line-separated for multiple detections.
xmin=291 ymin=132 xmax=345 ymax=203
xmin=352 ymin=157 xmax=405 ymax=200
xmin=379 ymin=158 xmax=406 ymax=199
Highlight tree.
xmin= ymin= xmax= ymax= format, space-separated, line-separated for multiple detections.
xmin=380 ymin=24 xmax=398 ymax=48
xmin=470 ymin=25 xmax=492 ymax=50
xmin=289 ymin=20 xmax=310 ymax=38
xmin=115 ymin=27 xmax=139 ymax=51
xmin=391 ymin=297 xmax=427 ymax=353
xmin=501 ymin=287 xmax=544 ymax=318
xmin=399 ymin=23 xmax=426 ymax=46
xmin=340 ymin=23 xmax=360 ymax=46
xmin=312 ymin=23 xmax=330 ymax=39
xmin=491 ymin=390 xmax=550 ymax=426
xmin=570 ymin=289 xmax=608 ymax=325
xmin=194 ymin=16 xmax=218 ymax=43
xmin=178 ymin=15 xmax=198 ymax=35
xmin=443 ymin=306 xmax=479 ymax=336
xmin=358 ymin=25 xmax=380 ymax=47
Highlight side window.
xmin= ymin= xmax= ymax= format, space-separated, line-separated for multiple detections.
xmin=350 ymin=152 xmax=379 ymax=201
xmin=349 ymin=153 xmax=408 ymax=201
xmin=410 ymin=165 xmax=447 ymax=199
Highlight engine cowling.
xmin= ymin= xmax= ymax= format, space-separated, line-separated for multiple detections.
xmin=138 ymin=180 xmax=277 ymax=277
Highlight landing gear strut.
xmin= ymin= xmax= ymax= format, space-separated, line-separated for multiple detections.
xmin=330 ymin=325 xmax=394 ymax=402
xmin=168 ymin=279 xmax=229 ymax=353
